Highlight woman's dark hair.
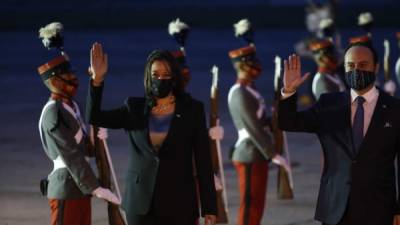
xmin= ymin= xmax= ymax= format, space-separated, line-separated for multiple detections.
xmin=344 ymin=42 xmax=379 ymax=64
xmin=143 ymin=49 xmax=185 ymax=99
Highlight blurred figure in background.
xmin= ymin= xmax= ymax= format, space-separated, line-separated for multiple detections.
xmin=309 ymin=39 xmax=346 ymax=100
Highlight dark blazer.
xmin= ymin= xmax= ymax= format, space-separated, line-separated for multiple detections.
xmin=86 ymin=83 xmax=217 ymax=219
xmin=278 ymin=89 xmax=400 ymax=225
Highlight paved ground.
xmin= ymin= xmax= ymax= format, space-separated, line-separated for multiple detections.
xmin=0 ymin=28 xmax=397 ymax=225
xmin=0 ymin=132 xmax=322 ymax=225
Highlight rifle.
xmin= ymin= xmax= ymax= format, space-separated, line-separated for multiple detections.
xmin=209 ymin=65 xmax=229 ymax=223
xmin=383 ymin=39 xmax=397 ymax=96
xmin=91 ymin=126 xmax=127 ymax=225
xmin=272 ymin=56 xmax=294 ymax=199
xmin=384 ymin=39 xmax=391 ymax=82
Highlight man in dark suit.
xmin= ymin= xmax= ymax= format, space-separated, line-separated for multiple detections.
xmin=278 ymin=41 xmax=400 ymax=225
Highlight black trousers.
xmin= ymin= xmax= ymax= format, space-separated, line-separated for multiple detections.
xmin=127 ymin=199 xmax=197 ymax=225
xmin=128 ymin=214 xmax=197 ymax=225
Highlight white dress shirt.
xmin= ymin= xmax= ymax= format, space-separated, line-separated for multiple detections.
xmin=350 ymin=86 xmax=379 ymax=136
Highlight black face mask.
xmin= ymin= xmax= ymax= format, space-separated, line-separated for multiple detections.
xmin=344 ymin=69 xmax=376 ymax=90
xmin=151 ymin=78 xmax=173 ymax=98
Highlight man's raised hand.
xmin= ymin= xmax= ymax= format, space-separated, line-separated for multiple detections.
xmin=283 ymin=54 xmax=310 ymax=93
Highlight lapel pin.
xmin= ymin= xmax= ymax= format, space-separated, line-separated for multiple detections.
xmin=382 ymin=104 xmax=387 ymax=108
xmin=384 ymin=122 xmax=392 ymax=128
xmin=176 ymin=114 xmax=181 ymax=118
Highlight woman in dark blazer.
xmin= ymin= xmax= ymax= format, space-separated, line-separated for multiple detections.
xmin=86 ymin=43 xmax=217 ymax=225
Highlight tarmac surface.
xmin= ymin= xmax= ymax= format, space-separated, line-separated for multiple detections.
xmin=0 ymin=28 xmax=397 ymax=225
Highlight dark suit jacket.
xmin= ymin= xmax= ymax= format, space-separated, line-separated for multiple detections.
xmin=86 ymin=82 xmax=217 ymax=218
xmin=278 ymin=89 xmax=400 ymax=225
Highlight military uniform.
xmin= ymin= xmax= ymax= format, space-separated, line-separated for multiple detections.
xmin=228 ymin=46 xmax=275 ymax=225
xmin=38 ymin=55 xmax=99 ymax=225
xmin=170 ymin=50 xmax=190 ymax=86
xmin=309 ymin=39 xmax=346 ymax=100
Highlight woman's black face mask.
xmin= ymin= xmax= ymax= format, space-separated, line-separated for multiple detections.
xmin=151 ymin=78 xmax=173 ymax=98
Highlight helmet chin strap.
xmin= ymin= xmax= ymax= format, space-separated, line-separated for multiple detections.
xmin=50 ymin=76 xmax=78 ymax=100
xmin=55 ymin=75 xmax=78 ymax=88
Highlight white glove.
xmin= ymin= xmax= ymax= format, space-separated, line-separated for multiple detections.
xmin=209 ymin=119 xmax=224 ymax=140
xmin=272 ymin=154 xmax=291 ymax=173
xmin=97 ymin=127 xmax=108 ymax=140
xmin=214 ymin=174 xmax=223 ymax=191
xmin=384 ymin=80 xmax=396 ymax=96
xmin=92 ymin=187 xmax=121 ymax=205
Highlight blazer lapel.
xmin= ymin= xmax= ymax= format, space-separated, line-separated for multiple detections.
xmin=340 ymin=91 xmax=357 ymax=159
xmin=132 ymin=100 xmax=156 ymax=154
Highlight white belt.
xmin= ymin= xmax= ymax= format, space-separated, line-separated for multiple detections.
xmin=235 ymin=129 xmax=250 ymax=147
xmin=49 ymin=156 xmax=90 ymax=176
xmin=49 ymin=156 xmax=67 ymax=176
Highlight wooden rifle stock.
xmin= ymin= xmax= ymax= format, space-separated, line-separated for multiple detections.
xmin=92 ymin=126 xmax=126 ymax=225
xmin=272 ymin=56 xmax=294 ymax=199
xmin=210 ymin=66 xmax=229 ymax=223
xmin=384 ymin=39 xmax=391 ymax=81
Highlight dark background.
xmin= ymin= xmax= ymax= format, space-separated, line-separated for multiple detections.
xmin=1 ymin=0 xmax=400 ymax=30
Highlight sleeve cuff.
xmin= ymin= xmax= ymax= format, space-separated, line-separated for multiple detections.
xmin=280 ymin=88 xmax=296 ymax=100
xmin=91 ymin=79 xmax=104 ymax=87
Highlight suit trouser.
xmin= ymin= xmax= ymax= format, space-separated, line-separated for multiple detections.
xmin=48 ymin=197 xmax=91 ymax=225
xmin=322 ymin=202 xmax=393 ymax=225
xmin=127 ymin=196 xmax=197 ymax=225
xmin=128 ymin=214 xmax=197 ymax=225
xmin=233 ymin=160 xmax=269 ymax=225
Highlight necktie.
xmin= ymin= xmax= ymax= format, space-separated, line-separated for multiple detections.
xmin=352 ymin=96 xmax=365 ymax=154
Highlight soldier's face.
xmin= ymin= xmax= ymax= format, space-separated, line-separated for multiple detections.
xmin=245 ymin=60 xmax=262 ymax=78
xmin=344 ymin=46 xmax=377 ymax=73
xmin=317 ymin=53 xmax=338 ymax=71
xmin=56 ymin=73 xmax=79 ymax=97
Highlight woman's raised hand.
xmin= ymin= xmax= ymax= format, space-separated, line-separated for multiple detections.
xmin=283 ymin=54 xmax=310 ymax=93
xmin=89 ymin=42 xmax=108 ymax=86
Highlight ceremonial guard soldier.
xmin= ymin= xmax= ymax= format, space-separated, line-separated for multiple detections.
xmin=309 ymin=39 xmax=346 ymax=100
xmin=168 ymin=18 xmax=191 ymax=87
xmin=227 ymin=19 xmax=290 ymax=225
xmin=37 ymin=22 xmax=119 ymax=225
